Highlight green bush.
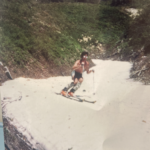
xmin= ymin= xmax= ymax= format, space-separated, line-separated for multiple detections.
xmin=0 ymin=0 xmax=34 ymax=66
xmin=128 ymin=5 xmax=150 ymax=52
xmin=0 ymin=2 xmax=101 ymax=66
xmin=1 ymin=0 xmax=142 ymax=67
xmin=98 ymin=4 xmax=131 ymax=52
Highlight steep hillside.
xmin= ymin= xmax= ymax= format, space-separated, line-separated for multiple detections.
xmin=0 ymin=0 xmax=150 ymax=83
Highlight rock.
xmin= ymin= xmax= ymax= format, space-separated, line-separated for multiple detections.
xmin=117 ymin=48 xmax=121 ymax=53
xmin=4 ymin=66 xmax=13 ymax=80
xmin=0 ymin=61 xmax=3 ymax=66
xmin=61 ymin=72 xmax=65 ymax=76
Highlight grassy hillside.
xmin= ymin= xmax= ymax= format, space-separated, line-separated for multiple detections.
xmin=1 ymin=0 xmax=150 ymax=74
xmin=0 ymin=1 xmax=99 ymax=67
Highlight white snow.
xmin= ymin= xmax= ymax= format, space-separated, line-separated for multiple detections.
xmin=1 ymin=59 xmax=150 ymax=150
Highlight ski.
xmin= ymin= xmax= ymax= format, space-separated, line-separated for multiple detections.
xmin=76 ymin=96 xmax=96 ymax=103
xmin=55 ymin=93 xmax=96 ymax=104
xmin=55 ymin=92 xmax=83 ymax=102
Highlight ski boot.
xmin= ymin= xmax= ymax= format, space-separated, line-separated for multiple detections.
xmin=68 ymin=92 xmax=74 ymax=97
xmin=61 ymin=90 xmax=67 ymax=97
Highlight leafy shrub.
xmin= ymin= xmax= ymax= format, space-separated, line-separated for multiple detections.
xmin=98 ymin=4 xmax=131 ymax=53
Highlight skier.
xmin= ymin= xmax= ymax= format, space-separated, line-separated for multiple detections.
xmin=61 ymin=51 xmax=94 ymax=97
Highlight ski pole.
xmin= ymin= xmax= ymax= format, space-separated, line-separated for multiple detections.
xmin=93 ymin=71 xmax=95 ymax=95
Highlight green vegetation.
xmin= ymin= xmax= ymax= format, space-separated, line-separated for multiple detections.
xmin=0 ymin=0 xmax=150 ymax=68
xmin=128 ymin=3 xmax=150 ymax=54
xmin=0 ymin=0 xmax=34 ymax=66
xmin=0 ymin=1 xmax=100 ymax=67
xmin=99 ymin=0 xmax=150 ymax=56
xmin=98 ymin=4 xmax=130 ymax=51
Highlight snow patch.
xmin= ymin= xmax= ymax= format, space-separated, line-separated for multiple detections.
xmin=1 ymin=59 xmax=150 ymax=150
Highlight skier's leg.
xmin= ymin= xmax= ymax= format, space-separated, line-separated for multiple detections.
xmin=61 ymin=82 xmax=74 ymax=96
xmin=73 ymin=77 xmax=83 ymax=91
xmin=69 ymin=78 xmax=83 ymax=96
xmin=71 ymin=77 xmax=83 ymax=92
xmin=79 ymin=78 xmax=83 ymax=83
xmin=62 ymin=82 xmax=74 ymax=92
xmin=62 ymin=71 xmax=78 ymax=93
xmin=69 ymin=78 xmax=79 ymax=93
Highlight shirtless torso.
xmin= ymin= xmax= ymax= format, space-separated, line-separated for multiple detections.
xmin=72 ymin=60 xmax=89 ymax=73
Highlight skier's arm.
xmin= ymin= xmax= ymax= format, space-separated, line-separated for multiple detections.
xmin=87 ymin=69 xmax=94 ymax=74
xmin=72 ymin=60 xmax=82 ymax=70
xmin=86 ymin=63 xmax=94 ymax=74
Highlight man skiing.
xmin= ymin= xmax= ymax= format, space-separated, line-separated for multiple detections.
xmin=61 ymin=51 xmax=94 ymax=97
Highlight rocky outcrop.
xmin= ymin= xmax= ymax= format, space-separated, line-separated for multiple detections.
xmin=4 ymin=119 xmax=33 ymax=150
xmin=0 ymin=62 xmax=13 ymax=85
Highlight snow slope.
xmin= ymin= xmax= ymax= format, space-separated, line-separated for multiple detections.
xmin=1 ymin=59 xmax=150 ymax=150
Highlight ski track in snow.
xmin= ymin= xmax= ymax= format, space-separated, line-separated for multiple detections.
xmin=1 ymin=59 xmax=150 ymax=150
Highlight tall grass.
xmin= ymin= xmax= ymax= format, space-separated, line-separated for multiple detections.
xmin=0 ymin=1 xmax=101 ymax=66
xmin=2 ymin=0 xmax=147 ymax=67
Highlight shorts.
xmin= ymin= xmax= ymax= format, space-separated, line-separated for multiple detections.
xmin=74 ymin=71 xmax=82 ymax=80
